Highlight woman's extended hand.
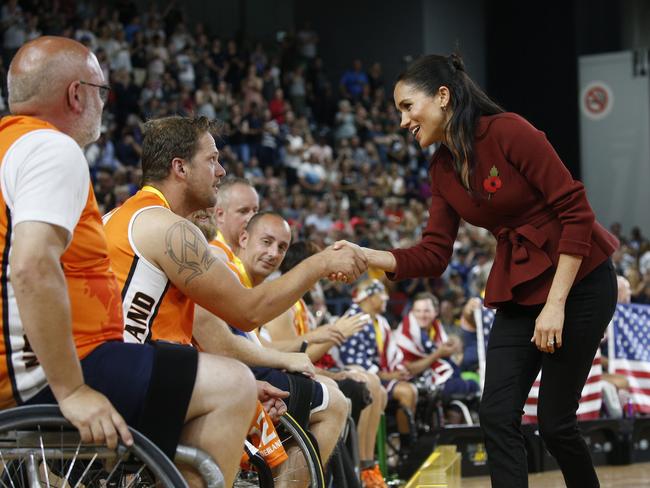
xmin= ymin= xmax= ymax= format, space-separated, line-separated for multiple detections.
xmin=531 ymin=303 xmax=565 ymax=353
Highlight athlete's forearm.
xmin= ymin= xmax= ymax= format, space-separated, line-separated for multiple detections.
xmin=11 ymin=228 xmax=84 ymax=402
xmin=193 ymin=307 xmax=296 ymax=369
xmin=232 ymin=256 xmax=326 ymax=330
xmin=404 ymin=352 xmax=439 ymax=376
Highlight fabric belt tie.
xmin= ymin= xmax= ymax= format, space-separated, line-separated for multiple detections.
xmin=493 ymin=214 xmax=555 ymax=291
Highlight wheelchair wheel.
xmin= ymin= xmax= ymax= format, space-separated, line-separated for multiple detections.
xmin=235 ymin=413 xmax=325 ymax=488
xmin=0 ymin=405 xmax=187 ymax=487
xmin=234 ymin=447 xmax=274 ymax=488
xmin=274 ymin=413 xmax=324 ymax=488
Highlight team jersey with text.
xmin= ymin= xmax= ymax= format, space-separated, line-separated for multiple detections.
xmin=103 ymin=188 xmax=194 ymax=344
xmin=0 ymin=116 xmax=124 ymax=408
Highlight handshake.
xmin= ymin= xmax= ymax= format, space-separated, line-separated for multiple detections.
xmin=319 ymin=240 xmax=369 ymax=284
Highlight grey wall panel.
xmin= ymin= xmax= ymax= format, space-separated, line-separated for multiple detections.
xmin=579 ymin=51 xmax=650 ymax=235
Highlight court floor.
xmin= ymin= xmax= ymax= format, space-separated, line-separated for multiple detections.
xmin=459 ymin=462 xmax=650 ymax=487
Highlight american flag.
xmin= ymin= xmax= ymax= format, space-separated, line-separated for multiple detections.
xmin=476 ymin=305 xmax=603 ymax=424
xmin=608 ymin=303 xmax=650 ymax=415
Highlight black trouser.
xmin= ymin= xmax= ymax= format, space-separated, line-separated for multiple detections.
xmin=479 ymin=259 xmax=617 ymax=488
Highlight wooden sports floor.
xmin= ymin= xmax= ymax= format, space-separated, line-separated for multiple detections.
xmin=458 ymin=462 xmax=650 ymax=487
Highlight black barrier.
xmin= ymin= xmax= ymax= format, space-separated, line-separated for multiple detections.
xmin=632 ymin=417 xmax=650 ymax=463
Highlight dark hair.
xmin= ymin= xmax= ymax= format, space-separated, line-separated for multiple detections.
xmin=279 ymin=240 xmax=321 ymax=274
xmin=412 ymin=292 xmax=440 ymax=313
xmin=141 ymin=116 xmax=219 ymax=184
xmin=397 ymin=53 xmax=504 ymax=190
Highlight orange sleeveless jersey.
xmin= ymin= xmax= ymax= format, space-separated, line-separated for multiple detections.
xmin=0 ymin=116 xmax=124 ymax=408
xmin=103 ymin=189 xmax=194 ymax=344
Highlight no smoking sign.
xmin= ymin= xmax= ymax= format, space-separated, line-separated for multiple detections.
xmin=581 ymin=81 xmax=613 ymax=120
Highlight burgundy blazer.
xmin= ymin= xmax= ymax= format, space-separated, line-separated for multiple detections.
xmin=388 ymin=113 xmax=619 ymax=308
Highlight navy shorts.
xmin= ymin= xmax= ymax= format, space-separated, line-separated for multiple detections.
xmin=251 ymin=367 xmax=329 ymax=414
xmin=25 ymin=341 xmax=197 ymax=458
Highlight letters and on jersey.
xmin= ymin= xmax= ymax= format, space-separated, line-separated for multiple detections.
xmin=103 ymin=187 xmax=194 ymax=344
xmin=0 ymin=116 xmax=124 ymax=408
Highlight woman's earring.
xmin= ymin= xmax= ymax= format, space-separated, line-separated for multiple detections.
xmin=441 ymin=105 xmax=447 ymax=111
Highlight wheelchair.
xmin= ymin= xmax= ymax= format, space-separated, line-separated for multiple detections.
xmin=381 ymin=373 xmax=480 ymax=478
xmin=0 ymin=404 xmax=223 ymax=488
xmin=234 ymin=412 xmax=325 ymax=488
xmin=0 ymin=405 xmax=325 ymax=488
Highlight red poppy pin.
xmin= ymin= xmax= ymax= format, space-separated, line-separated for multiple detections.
xmin=483 ymin=165 xmax=502 ymax=199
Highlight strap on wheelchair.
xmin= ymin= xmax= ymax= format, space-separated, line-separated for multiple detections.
xmin=285 ymin=373 xmax=314 ymax=430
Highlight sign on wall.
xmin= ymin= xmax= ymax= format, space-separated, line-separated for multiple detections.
xmin=579 ymin=51 xmax=650 ymax=236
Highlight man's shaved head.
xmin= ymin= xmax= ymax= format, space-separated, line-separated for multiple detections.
xmin=8 ymin=36 xmax=106 ymax=147
xmin=9 ymin=36 xmax=96 ymax=108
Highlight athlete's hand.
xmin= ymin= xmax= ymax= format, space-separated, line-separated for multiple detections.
xmin=333 ymin=313 xmax=368 ymax=339
xmin=434 ymin=341 xmax=457 ymax=359
xmin=321 ymin=241 xmax=367 ymax=283
xmin=256 ymin=381 xmax=289 ymax=423
xmin=59 ymin=385 xmax=133 ymax=450
xmin=283 ymin=352 xmax=316 ymax=378
xmin=306 ymin=324 xmax=346 ymax=345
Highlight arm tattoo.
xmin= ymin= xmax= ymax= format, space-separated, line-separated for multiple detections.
xmin=165 ymin=220 xmax=217 ymax=285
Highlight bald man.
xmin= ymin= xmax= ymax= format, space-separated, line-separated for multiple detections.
xmin=1 ymin=37 xmax=244 ymax=486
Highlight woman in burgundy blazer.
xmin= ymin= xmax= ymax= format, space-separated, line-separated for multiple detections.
xmin=363 ymin=54 xmax=618 ymax=488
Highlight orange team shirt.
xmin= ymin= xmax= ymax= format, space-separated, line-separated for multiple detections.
xmin=0 ymin=116 xmax=124 ymax=409
xmin=103 ymin=188 xmax=194 ymax=345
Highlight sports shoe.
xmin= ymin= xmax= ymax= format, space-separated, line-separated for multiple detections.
xmin=360 ymin=464 xmax=387 ymax=488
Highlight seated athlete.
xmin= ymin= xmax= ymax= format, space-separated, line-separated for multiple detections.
xmin=263 ymin=241 xmax=389 ymax=488
xmin=191 ymin=209 xmax=348 ymax=472
xmin=338 ymin=279 xmax=418 ymax=453
xmin=102 ymin=116 xmax=367 ymax=485
xmin=395 ymin=292 xmax=479 ymax=398
xmin=1 ymin=36 xmax=243 ymax=488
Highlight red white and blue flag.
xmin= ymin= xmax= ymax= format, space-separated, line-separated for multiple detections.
xmin=608 ymin=303 xmax=650 ymax=415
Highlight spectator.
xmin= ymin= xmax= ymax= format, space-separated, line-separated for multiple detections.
xmin=340 ymin=59 xmax=369 ymax=102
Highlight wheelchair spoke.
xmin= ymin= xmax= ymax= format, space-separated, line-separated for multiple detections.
xmin=123 ymin=464 xmax=146 ymax=488
xmin=101 ymin=451 xmax=126 ymax=485
xmin=62 ymin=441 xmax=81 ymax=486
xmin=71 ymin=452 xmax=97 ymax=488
xmin=38 ymin=428 xmax=50 ymax=488
xmin=0 ymin=450 xmax=17 ymax=488
xmin=274 ymin=468 xmax=310 ymax=485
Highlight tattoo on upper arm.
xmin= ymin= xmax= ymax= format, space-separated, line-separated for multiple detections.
xmin=165 ymin=221 xmax=217 ymax=285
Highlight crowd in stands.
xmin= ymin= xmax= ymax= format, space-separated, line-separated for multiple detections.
xmin=1 ymin=0 xmax=648 ymax=361
xmin=3 ymin=0 xmax=649 ymax=325
xmin=3 ymin=3 xmax=650 ymax=488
